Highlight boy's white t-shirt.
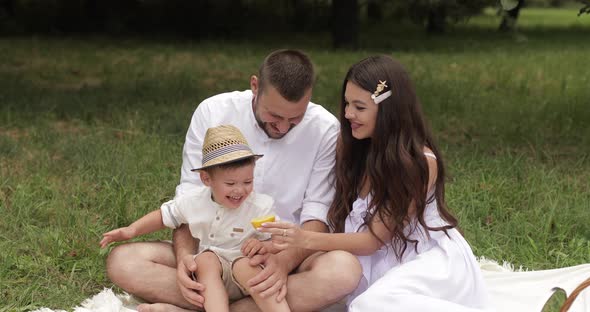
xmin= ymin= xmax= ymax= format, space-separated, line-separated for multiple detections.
xmin=161 ymin=185 xmax=274 ymax=261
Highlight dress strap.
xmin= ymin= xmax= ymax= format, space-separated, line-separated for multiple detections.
xmin=424 ymin=152 xmax=437 ymax=159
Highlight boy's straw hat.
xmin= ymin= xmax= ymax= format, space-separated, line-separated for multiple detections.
xmin=191 ymin=125 xmax=262 ymax=171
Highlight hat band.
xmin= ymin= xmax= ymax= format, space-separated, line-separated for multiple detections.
xmin=202 ymin=144 xmax=253 ymax=165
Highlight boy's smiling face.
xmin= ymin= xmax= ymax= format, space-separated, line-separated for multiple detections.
xmin=200 ymin=163 xmax=255 ymax=209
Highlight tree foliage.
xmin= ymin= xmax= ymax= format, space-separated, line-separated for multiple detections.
xmin=407 ymin=0 xmax=495 ymax=33
xmin=579 ymin=0 xmax=590 ymax=15
xmin=0 ymin=0 xmax=587 ymax=43
xmin=499 ymin=0 xmax=524 ymax=32
xmin=0 ymin=0 xmax=333 ymax=35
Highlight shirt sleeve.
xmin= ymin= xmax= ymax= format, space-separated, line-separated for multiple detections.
xmin=160 ymin=198 xmax=188 ymax=229
xmin=175 ymin=101 xmax=210 ymax=198
xmin=299 ymin=121 xmax=339 ymax=226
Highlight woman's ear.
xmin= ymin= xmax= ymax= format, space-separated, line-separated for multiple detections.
xmin=199 ymin=170 xmax=212 ymax=187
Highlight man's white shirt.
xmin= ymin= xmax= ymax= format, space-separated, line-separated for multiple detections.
xmin=176 ymin=90 xmax=339 ymax=226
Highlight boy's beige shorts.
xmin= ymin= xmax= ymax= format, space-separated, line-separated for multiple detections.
xmin=194 ymin=249 xmax=252 ymax=301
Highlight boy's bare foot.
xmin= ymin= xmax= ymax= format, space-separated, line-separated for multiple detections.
xmin=137 ymin=303 xmax=195 ymax=312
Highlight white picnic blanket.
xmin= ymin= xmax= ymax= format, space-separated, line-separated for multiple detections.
xmin=32 ymin=258 xmax=590 ymax=312
xmin=479 ymin=258 xmax=590 ymax=312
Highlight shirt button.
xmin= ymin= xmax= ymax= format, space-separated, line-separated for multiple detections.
xmin=209 ymin=234 xmax=214 ymax=238
xmin=230 ymin=233 xmax=235 ymax=237
xmin=216 ymin=216 xmax=220 ymax=220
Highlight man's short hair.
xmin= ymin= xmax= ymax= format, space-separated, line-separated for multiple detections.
xmin=258 ymin=49 xmax=315 ymax=102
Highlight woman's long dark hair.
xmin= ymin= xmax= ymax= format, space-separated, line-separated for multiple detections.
xmin=327 ymin=55 xmax=458 ymax=259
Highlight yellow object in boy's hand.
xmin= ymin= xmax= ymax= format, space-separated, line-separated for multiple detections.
xmin=251 ymin=215 xmax=275 ymax=229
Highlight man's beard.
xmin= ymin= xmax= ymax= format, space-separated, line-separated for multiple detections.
xmin=253 ymin=99 xmax=294 ymax=139
xmin=254 ymin=113 xmax=291 ymax=139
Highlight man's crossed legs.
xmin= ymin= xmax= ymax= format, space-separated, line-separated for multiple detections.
xmin=106 ymin=241 xmax=362 ymax=312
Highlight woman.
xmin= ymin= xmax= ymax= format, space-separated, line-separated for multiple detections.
xmin=260 ymin=55 xmax=493 ymax=311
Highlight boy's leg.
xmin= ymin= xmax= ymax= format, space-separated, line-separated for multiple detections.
xmin=232 ymin=257 xmax=291 ymax=312
xmin=195 ymin=251 xmax=230 ymax=312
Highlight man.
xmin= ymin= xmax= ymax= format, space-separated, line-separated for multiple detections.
xmin=106 ymin=49 xmax=361 ymax=312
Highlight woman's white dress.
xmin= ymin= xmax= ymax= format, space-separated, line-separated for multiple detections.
xmin=345 ymin=159 xmax=494 ymax=311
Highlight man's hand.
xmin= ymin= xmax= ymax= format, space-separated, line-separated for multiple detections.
xmin=260 ymin=240 xmax=281 ymax=255
xmin=248 ymin=253 xmax=289 ymax=302
xmin=176 ymin=254 xmax=206 ymax=308
xmin=241 ymin=238 xmax=267 ymax=257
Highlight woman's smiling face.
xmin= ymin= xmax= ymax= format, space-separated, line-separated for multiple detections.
xmin=344 ymin=81 xmax=379 ymax=140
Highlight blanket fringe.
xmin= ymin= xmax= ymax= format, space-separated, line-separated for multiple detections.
xmin=477 ymin=256 xmax=526 ymax=273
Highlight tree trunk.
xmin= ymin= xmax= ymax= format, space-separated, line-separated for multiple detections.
xmin=1 ymin=0 xmax=14 ymax=17
xmin=332 ymin=0 xmax=359 ymax=49
xmin=84 ymin=0 xmax=104 ymax=32
xmin=367 ymin=0 xmax=381 ymax=21
xmin=426 ymin=6 xmax=446 ymax=34
xmin=499 ymin=0 xmax=524 ymax=32
xmin=290 ymin=0 xmax=307 ymax=30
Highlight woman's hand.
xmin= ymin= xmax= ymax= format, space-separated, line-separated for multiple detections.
xmin=259 ymin=221 xmax=310 ymax=251
xmin=100 ymin=227 xmax=136 ymax=248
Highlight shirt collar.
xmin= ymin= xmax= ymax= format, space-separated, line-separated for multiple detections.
xmin=205 ymin=187 xmax=222 ymax=209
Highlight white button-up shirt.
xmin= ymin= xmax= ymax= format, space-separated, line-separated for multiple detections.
xmin=176 ymin=90 xmax=339 ymax=225
xmin=161 ymin=186 xmax=274 ymax=261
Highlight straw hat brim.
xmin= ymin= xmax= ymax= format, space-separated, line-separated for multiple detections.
xmin=191 ymin=151 xmax=263 ymax=171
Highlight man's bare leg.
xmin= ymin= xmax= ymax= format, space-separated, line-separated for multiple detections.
xmin=287 ymin=250 xmax=361 ymax=311
xmin=233 ymin=258 xmax=291 ymax=312
xmin=136 ymin=303 xmax=194 ymax=312
xmin=230 ymin=296 xmax=259 ymax=312
xmin=230 ymin=250 xmax=361 ymax=312
xmin=106 ymin=241 xmax=197 ymax=309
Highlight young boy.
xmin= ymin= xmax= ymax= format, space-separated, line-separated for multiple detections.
xmin=100 ymin=125 xmax=290 ymax=312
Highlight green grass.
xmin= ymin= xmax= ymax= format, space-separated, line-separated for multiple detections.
xmin=1 ymin=7 xmax=589 ymax=311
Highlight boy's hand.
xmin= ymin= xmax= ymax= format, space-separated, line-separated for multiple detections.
xmin=241 ymin=238 xmax=267 ymax=257
xmin=100 ymin=227 xmax=135 ymax=248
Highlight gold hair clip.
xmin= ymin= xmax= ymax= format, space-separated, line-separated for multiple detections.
xmin=370 ymin=80 xmax=392 ymax=105
xmin=373 ymin=80 xmax=388 ymax=97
